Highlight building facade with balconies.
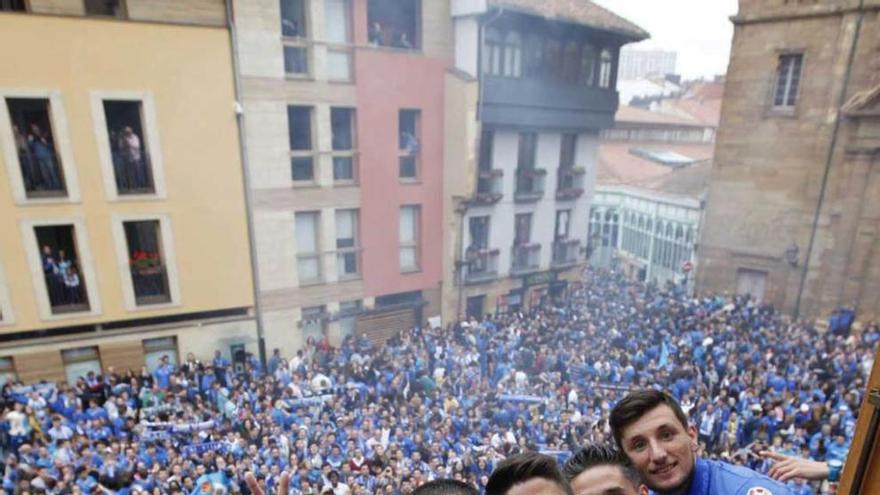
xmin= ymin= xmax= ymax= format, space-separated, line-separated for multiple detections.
xmin=442 ymin=0 xmax=647 ymax=320
xmin=233 ymin=0 xmax=450 ymax=349
xmin=0 ymin=2 xmax=258 ymax=383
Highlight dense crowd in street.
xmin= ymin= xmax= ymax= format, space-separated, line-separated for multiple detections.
xmin=0 ymin=268 xmax=875 ymax=495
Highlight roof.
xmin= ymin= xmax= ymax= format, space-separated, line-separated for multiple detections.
xmin=684 ymin=81 xmax=725 ymax=101
xmin=597 ymin=141 xmax=715 ymax=198
xmin=659 ymin=98 xmax=723 ymax=127
xmin=615 ymin=105 xmax=701 ymax=127
xmin=488 ymin=0 xmax=649 ymax=41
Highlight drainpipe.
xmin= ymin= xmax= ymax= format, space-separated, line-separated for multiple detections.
xmin=454 ymin=199 xmax=469 ymax=319
xmin=793 ymin=0 xmax=865 ymax=319
xmin=225 ymin=0 xmax=268 ymax=368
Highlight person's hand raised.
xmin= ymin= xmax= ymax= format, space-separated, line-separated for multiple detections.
xmin=244 ymin=471 xmax=290 ymax=495
xmin=760 ymin=450 xmax=829 ymax=482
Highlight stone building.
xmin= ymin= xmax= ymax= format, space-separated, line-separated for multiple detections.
xmin=697 ymin=0 xmax=880 ymax=320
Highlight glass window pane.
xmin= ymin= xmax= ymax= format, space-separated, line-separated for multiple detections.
xmin=280 ymin=0 xmax=306 ymax=36
xmin=288 ymin=106 xmax=312 ymax=150
xmin=291 ymin=157 xmax=314 ymax=181
xmin=400 ymin=247 xmax=417 ymax=270
xmin=295 ymin=212 xmax=318 ymax=252
xmin=297 ymin=257 xmax=320 ymax=281
xmin=331 ymin=108 xmax=354 ymax=150
xmin=327 ymin=51 xmax=351 ymax=81
xmin=399 ymin=156 xmax=416 ymax=178
xmin=325 ymin=0 xmax=349 ymax=43
xmin=284 ymin=46 xmax=309 ymax=74
xmin=333 ymin=157 xmax=354 ymax=180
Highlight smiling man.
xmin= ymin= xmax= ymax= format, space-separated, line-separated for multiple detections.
xmin=609 ymin=390 xmax=791 ymax=495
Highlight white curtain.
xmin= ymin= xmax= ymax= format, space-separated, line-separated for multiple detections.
xmin=296 ymin=212 xmax=318 ymax=252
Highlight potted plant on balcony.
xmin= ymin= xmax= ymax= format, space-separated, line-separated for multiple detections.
xmin=130 ymin=250 xmax=162 ymax=276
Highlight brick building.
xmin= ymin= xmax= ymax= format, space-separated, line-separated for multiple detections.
xmin=697 ymin=0 xmax=880 ymax=320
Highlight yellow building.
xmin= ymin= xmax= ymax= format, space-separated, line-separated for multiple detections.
xmin=0 ymin=3 xmax=258 ymax=383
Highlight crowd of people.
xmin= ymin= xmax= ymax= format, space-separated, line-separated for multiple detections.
xmin=0 ymin=268 xmax=875 ymax=495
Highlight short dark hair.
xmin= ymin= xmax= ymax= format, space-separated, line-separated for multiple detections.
xmin=609 ymin=389 xmax=689 ymax=450
xmin=413 ymin=479 xmax=478 ymax=495
xmin=485 ymin=453 xmax=573 ymax=495
xmin=563 ymin=444 xmax=642 ymax=489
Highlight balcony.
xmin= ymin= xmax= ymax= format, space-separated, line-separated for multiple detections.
xmin=514 ymin=169 xmax=546 ymax=203
xmin=471 ymin=169 xmax=503 ymax=206
xmin=556 ymin=167 xmax=586 ymax=201
xmin=511 ymin=244 xmax=541 ymax=275
xmin=464 ymin=248 xmax=500 ymax=284
xmin=131 ymin=265 xmax=171 ymax=305
xmin=113 ymin=150 xmax=155 ymax=195
xmin=552 ymin=239 xmax=582 ymax=267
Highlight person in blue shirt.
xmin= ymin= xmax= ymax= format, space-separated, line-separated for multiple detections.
xmin=610 ymin=390 xmax=791 ymax=495
xmin=153 ymin=355 xmax=175 ymax=390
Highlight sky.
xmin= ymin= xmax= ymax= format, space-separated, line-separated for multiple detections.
xmin=593 ymin=0 xmax=739 ymax=80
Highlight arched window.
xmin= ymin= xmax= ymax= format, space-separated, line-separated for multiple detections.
xmin=483 ymin=28 xmax=503 ymax=76
xmin=599 ymin=48 xmax=613 ymax=88
xmin=503 ymin=31 xmax=522 ymax=77
xmin=562 ymin=41 xmax=581 ymax=83
xmin=581 ymin=44 xmax=596 ymax=85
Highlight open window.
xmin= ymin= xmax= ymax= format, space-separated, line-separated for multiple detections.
xmin=62 ymin=347 xmax=101 ymax=385
xmin=0 ymin=0 xmax=26 ymax=11
xmin=367 ymin=0 xmax=421 ymax=50
xmin=84 ymin=0 xmax=126 ymax=18
xmin=124 ymin=220 xmax=171 ymax=306
xmin=103 ymin=100 xmax=155 ymax=195
xmin=331 ymin=107 xmax=357 ymax=183
xmin=35 ymin=225 xmax=90 ymax=314
xmin=398 ymin=109 xmax=420 ymax=180
xmin=281 ymin=0 xmax=309 ymax=75
xmin=5 ymin=98 xmax=67 ymax=198
xmin=288 ymin=106 xmax=315 ymax=184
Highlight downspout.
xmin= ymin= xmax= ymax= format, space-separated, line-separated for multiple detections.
xmin=225 ymin=0 xmax=268 ymax=368
xmin=793 ymin=0 xmax=865 ymax=319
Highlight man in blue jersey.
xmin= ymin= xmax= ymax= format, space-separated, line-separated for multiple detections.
xmin=610 ymin=389 xmax=790 ymax=495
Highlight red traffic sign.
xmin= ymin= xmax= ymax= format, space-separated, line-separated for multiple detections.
xmin=681 ymin=261 xmax=694 ymax=273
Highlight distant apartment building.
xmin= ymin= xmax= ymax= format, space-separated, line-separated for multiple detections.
xmin=618 ymin=47 xmax=677 ymax=80
xmin=0 ymin=2 xmax=257 ymax=382
xmin=231 ymin=0 xmax=451 ymax=348
xmin=698 ymin=0 xmax=880 ymax=319
xmin=442 ymin=0 xmax=647 ymax=320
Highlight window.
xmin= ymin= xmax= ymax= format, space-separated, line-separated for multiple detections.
xmin=0 ymin=0 xmax=26 ymax=11
xmin=335 ymin=209 xmax=360 ymax=279
xmin=469 ymin=216 xmax=490 ymax=249
xmin=280 ymin=0 xmax=306 ymax=37
xmin=143 ymin=337 xmax=178 ymax=373
xmin=325 ymin=0 xmax=353 ymax=81
xmin=301 ymin=305 xmax=327 ymax=342
xmin=124 ymin=220 xmax=171 ymax=306
xmin=517 ymin=132 xmax=536 ymax=170
xmin=555 ymin=210 xmax=571 ymax=239
xmin=524 ymin=34 xmax=544 ymax=78
xmin=399 ymin=205 xmax=420 ymax=272
xmin=5 ymin=98 xmax=67 ymax=197
xmin=281 ymin=0 xmax=309 ymax=75
xmin=295 ymin=211 xmax=322 ymax=284
xmin=774 ymin=54 xmax=803 ymax=108
xmin=288 ymin=106 xmax=315 ymax=183
xmin=35 ymin=225 xmax=89 ymax=314
xmin=103 ymin=100 xmax=154 ymax=194
xmin=483 ymin=28 xmax=503 ymax=76
xmin=599 ymin=49 xmax=613 ymax=88
xmin=544 ymin=38 xmax=564 ymax=80
xmin=367 ymin=0 xmax=420 ymax=49
xmin=62 ymin=347 xmax=101 ymax=385
xmin=398 ymin=109 xmax=420 ymax=180
xmin=84 ymin=0 xmax=125 ymax=17
xmin=478 ymin=130 xmax=493 ymax=171
xmin=558 ymin=134 xmax=577 ymax=190
xmin=338 ymin=300 xmax=361 ymax=339
xmin=331 ymin=108 xmax=357 ymax=182
xmin=514 ymin=213 xmax=532 ymax=245
xmin=503 ymin=32 xmax=522 ymax=77
xmin=0 ymin=358 xmax=15 ymax=384
xmin=562 ymin=41 xmax=581 ymax=83
xmin=375 ymin=290 xmax=421 ymax=307
xmin=580 ymin=44 xmax=596 ymax=85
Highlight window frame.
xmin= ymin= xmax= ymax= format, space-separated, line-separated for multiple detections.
xmin=20 ymin=218 xmax=102 ymax=320
xmin=335 ymin=208 xmax=361 ymax=281
xmin=0 ymin=259 xmax=14 ymax=327
xmin=90 ymin=91 xmax=167 ymax=201
xmin=398 ymin=109 xmax=421 ymax=182
xmin=143 ymin=336 xmax=179 ymax=373
xmin=288 ymin=105 xmax=317 ymax=185
xmin=111 ymin=213 xmax=182 ymax=312
xmin=295 ymin=210 xmax=323 ymax=285
xmin=772 ymin=52 xmax=804 ymax=110
xmin=281 ymin=0 xmax=311 ymax=77
xmin=399 ymin=205 xmax=421 ymax=273
xmin=0 ymin=89 xmax=81 ymax=205
xmin=599 ymin=48 xmax=613 ymax=88
xmin=61 ymin=346 xmax=102 ymax=384
xmin=330 ymin=107 xmax=358 ymax=185
xmin=324 ymin=0 xmax=354 ymax=82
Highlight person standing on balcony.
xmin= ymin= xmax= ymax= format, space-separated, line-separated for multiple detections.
xmin=28 ymin=123 xmax=60 ymax=191
xmin=63 ymin=265 xmax=82 ymax=305
xmin=12 ymin=124 xmax=35 ymax=190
